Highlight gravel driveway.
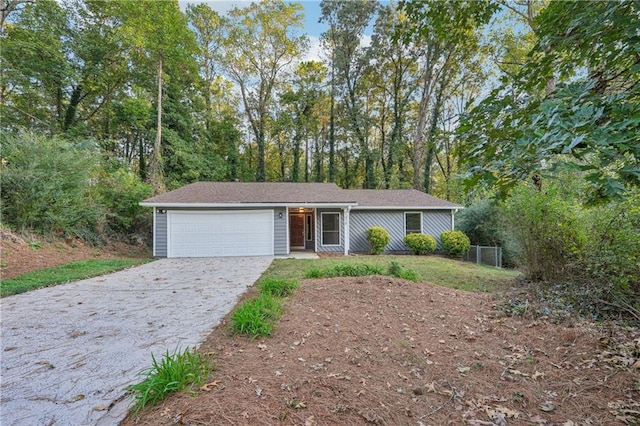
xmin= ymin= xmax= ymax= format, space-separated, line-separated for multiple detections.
xmin=0 ymin=257 xmax=273 ymax=426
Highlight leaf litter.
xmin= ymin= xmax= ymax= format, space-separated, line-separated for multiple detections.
xmin=122 ymin=275 xmax=640 ymax=425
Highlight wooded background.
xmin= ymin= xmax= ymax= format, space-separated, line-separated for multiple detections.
xmin=1 ymin=0 xmax=638 ymax=315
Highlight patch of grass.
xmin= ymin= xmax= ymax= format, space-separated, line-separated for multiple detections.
xmin=304 ymin=263 xmax=384 ymax=279
xmin=28 ymin=240 xmax=42 ymax=250
xmin=387 ymin=261 xmax=420 ymax=282
xmin=1 ymin=259 xmax=152 ymax=297
xmin=126 ymin=347 xmax=213 ymax=414
xmin=263 ymin=255 xmax=519 ymax=292
xmin=259 ymin=278 xmax=299 ymax=297
xmin=229 ymin=293 xmax=284 ymax=338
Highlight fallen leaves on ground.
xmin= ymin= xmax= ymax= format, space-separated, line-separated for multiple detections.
xmin=122 ymin=276 xmax=640 ymax=426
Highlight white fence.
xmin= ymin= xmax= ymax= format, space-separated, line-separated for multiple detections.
xmin=464 ymin=245 xmax=502 ymax=268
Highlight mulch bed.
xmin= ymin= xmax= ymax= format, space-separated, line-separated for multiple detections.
xmin=123 ymin=275 xmax=640 ymax=425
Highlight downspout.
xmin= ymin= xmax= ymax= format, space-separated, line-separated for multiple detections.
xmin=152 ymin=207 xmax=157 ymax=257
xmin=344 ymin=206 xmax=351 ymax=255
xmin=451 ymin=208 xmax=457 ymax=230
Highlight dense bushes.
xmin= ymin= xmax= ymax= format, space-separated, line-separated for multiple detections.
xmin=403 ymin=233 xmax=436 ymax=255
xmin=0 ymin=132 xmax=151 ymax=244
xmin=366 ymin=226 xmax=390 ymax=255
xmin=455 ymin=199 xmax=518 ymax=266
xmin=502 ymin=185 xmax=585 ymax=281
xmin=440 ymin=230 xmax=471 ymax=258
xmin=486 ymin=181 xmax=639 ymax=321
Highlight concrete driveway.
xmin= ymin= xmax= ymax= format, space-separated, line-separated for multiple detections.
xmin=0 ymin=257 xmax=273 ymax=425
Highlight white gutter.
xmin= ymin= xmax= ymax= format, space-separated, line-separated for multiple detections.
xmin=350 ymin=205 xmax=463 ymax=211
xmin=139 ymin=202 xmax=358 ymax=208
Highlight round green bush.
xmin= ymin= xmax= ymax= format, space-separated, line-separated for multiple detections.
xmin=403 ymin=233 xmax=437 ymax=255
xmin=366 ymin=226 xmax=391 ymax=255
xmin=440 ymin=230 xmax=471 ymax=257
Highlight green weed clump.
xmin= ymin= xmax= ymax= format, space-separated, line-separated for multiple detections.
xmin=126 ymin=348 xmax=213 ymax=414
xmin=259 ymin=278 xmax=299 ymax=297
xmin=387 ymin=261 xmax=420 ymax=282
xmin=305 ymin=263 xmax=384 ymax=279
xmin=230 ymin=293 xmax=283 ymax=337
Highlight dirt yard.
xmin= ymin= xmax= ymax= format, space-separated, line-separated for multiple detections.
xmin=0 ymin=228 xmax=150 ymax=279
xmin=122 ymin=275 xmax=640 ymax=426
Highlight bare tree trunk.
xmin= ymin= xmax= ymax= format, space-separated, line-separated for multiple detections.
xmin=150 ymin=55 xmax=165 ymax=195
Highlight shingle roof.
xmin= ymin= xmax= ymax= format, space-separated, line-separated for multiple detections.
xmin=141 ymin=182 xmax=356 ymax=204
xmin=140 ymin=182 xmax=462 ymax=209
xmin=346 ymin=189 xmax=461 ymax=208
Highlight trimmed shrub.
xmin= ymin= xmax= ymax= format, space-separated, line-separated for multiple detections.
xmin=366 ymin=226 xmax=390 ymax=255
xmin=403 ymin=233 xmax=437 ymax=255
xmin=441 ymin=230 xmax=471 ymax=258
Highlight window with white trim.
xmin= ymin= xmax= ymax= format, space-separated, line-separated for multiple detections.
xmin=321 ymin=212 xmax=340 ymax=245
xmin=405 ymin=212 xmax=422 ymax=235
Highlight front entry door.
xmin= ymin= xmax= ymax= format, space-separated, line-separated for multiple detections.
xmin=290 ymin=214 xmax=305 ymax=248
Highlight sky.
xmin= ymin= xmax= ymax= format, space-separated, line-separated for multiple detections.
xmin=180 ymin=1 xmax=327 ymax=36
xmin=179 ymin=0 xmax=375 ymax=62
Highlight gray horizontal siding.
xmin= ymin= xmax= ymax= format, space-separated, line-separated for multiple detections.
xmin=349 ymin=209 xmax=454 ymax=253
xmin=155 ymin=210 xmax=167 ymax=257
xmin=424 ymin=210 xmax=452 ymax=249
xmin=274 ymin=207 xmax=287 ymax=255
xmin=350 ymin=211 xmax=405 ymax=253
xmin=316 ymin=208 xmax=343 ymax=253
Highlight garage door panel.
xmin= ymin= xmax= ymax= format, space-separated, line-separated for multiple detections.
xmin=168 ymin=210 xmax=274 ymax=257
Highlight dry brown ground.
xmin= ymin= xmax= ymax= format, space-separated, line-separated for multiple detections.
xmin=123 ymin=276 xmax=640 ymax=426
xmin=0 ymin=228 xmax=150 ymax=279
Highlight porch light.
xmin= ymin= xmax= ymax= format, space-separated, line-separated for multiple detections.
xmin=279 ymin=212 xmax=283 ymax=218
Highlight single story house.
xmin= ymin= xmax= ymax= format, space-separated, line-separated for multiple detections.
xmin=140 ymin=182 xmax=462 ymax=258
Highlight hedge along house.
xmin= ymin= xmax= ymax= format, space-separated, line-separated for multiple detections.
xmin=139 ymin=182 xmax=462 ymax=258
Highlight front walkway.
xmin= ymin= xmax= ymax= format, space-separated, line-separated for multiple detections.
xmin=0 ymin=257 xmax=273 ymax=425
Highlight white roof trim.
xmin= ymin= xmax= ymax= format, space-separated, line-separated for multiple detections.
xmin=139 ymin=202 xmax=358 ymax=208
xmin=351 ymin=206 xmax=463 ymax=211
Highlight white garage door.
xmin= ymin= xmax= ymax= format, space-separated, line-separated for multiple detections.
xmin=168 ymin=210 xmax=274 ymax=257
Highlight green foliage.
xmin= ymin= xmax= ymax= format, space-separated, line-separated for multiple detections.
xmin=126 ymin=348 xmax=213 ymax=414
xmin=305 ymin=263 xmax=385 ymax=279
xmin=0 ymin=132 xmax=153 ymax=243
xmin=229 ymin=293 xmax=284 ymax=338
xmin=92 ymin=167 xmax=152 ymax=236
xmin=440 ymin=230 xmax=471 ymax=258
xmin=573 ymin=192 xmax=640 ymax=316
xmin=1 ymin=259 xmax=151 ymax=297
xmin=461 ymin=1 xmax=640 ymax=202
xmin=366 ymin=226 xmax=391 ymax=255
xmin=455 ymin=199 xmax=518 ymax=267
xmin=387 ymin=261 xmax=420 ymax=282
xmin=502 ymin=184 xmax=585 ymax=281
xmin=0 ymin=133 xmax=104 ymax=240
xmin=259 ymin=278 xmax=299 ymax=298
xmin=403 ymin=233 xmax=436 ymax=255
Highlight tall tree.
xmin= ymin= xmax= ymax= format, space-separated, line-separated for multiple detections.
xmin=369 ymin=3 xmax=419 ymax=188
xmin=399 ymin=0 xmax=497 ymax=192
xmin=117 ymin=0 xmax=197 ymax=194
xmin=218 ymin=0 xmax=307 ymax=182
xmin=320 ymin=0 xmax=378 ymax=188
